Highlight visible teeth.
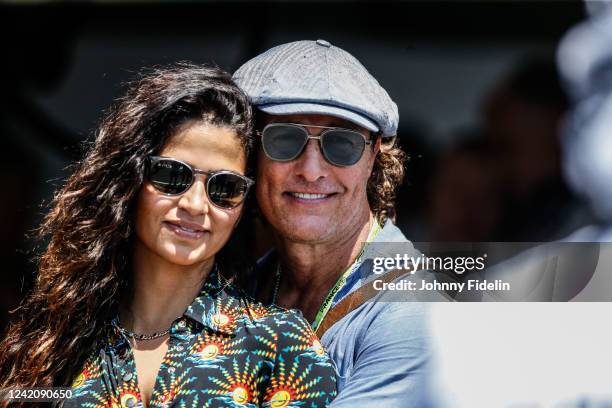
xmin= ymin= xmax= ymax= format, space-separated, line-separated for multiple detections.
xmin=291 ymin=192 xmax=328 ymax=200
xmin=170 ymin=223 xmax=200 ymax=233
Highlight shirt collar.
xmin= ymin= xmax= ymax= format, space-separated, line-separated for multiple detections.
xmin=182 ymin=264 xmax=240 ymax=336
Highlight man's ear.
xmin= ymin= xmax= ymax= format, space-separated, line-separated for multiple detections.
xmin=373 ymin=135 xmax=382 ymax=155
xmin=369 ymin=135 xmax=382 ymax=169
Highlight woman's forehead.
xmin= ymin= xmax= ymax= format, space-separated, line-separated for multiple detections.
xmin=162 ymin=121 xmax=246 ymax=171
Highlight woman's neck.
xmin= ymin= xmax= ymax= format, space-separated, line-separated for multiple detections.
xmin=121 ymin=240 xmax=214 ymax=334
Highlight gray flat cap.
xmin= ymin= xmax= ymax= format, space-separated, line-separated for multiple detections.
xmin=233 ymin=39 xmax=399 ymax=137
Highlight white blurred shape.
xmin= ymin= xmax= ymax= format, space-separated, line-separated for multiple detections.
xmin=430 ymin=303 xmax=612 ymax=407
xmin=558 ymin=6 xmax=612 ymax=221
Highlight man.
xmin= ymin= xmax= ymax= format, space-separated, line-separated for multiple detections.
xmin=233 ymin=40 xmax=432 ymax=407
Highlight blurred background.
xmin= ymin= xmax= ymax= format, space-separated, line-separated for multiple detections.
xmin=0 ymin=0 xmax=597 ymax=328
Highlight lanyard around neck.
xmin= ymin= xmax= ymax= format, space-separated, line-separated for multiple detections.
xmin=310 ymin=219 xmax=381 ymax=331
xmin=270 ymin=218 xmax=382 ymax=331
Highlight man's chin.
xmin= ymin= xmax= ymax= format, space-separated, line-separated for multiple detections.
xmin=275 ymin=217 xmax=336 ymax=244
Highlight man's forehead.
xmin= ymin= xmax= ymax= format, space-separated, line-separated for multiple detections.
xmin=262 ymin=113 xmax=368 ymax=133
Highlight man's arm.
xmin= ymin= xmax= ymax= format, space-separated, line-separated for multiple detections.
xmin=327 ymin=302 xmax=433 ymax=408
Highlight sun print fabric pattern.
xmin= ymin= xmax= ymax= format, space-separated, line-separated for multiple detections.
xmin=64 ymin=266 xmax=337 ymax=407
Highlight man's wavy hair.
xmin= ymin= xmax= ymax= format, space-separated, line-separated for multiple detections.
xmin=368 ymin=136 xmax=407 ymax=225
xmin=0 ymin=63 xmax=253 ymax=397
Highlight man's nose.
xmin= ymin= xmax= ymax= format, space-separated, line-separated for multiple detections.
xmin=293 ymin=138 xmax=329 ymax=182
xmin=177 ymin=178 xmax=209 ymax=216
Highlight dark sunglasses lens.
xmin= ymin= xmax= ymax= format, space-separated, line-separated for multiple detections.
xmin=322 ymin=130 xmax=366 ymax=166
xmin=262 ymin=125 xmax=307 ymax=161
xmin=148 ymin=159 xmax=193 ymax=194
xmin=207 ymin=173 xmax=249 ymax=208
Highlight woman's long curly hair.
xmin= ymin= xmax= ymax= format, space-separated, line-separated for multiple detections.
xmin=0 ymin=63 xmax=253 ymax=395
xmin=368 ymin=136 xmax=407 ymax=225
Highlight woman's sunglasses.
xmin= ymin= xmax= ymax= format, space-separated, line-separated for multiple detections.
xmin=146 ymin=156 xmax=254 ymax=209
xmin=258 ymin=123 xmax=374 ymax=167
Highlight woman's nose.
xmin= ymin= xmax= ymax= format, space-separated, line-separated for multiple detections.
xmin=177 ymin=178 xmax=209 ymax=216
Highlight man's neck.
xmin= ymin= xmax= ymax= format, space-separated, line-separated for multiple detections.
xmin=273 ymin=212 xmax=376 ymax=321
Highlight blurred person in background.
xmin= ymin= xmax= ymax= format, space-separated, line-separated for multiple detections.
xmin=428 ymin=137 xmax=503 ymax=241
xmin=429 ymin=58 xmax=592 ymax=242
xmin=430 ymin=6 xmax=612 ymax=406
xmin=0 ymin=64 xmax=337 ymax=407
xmin=483 ymin=59 xmax=589 ymax=241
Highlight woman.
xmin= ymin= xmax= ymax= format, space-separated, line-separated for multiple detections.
xmin=0 ymin=64 xmax=337 ymax=407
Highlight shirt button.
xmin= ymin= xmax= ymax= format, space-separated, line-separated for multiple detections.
xmin=123 ymin=372 xmax=133 ymax=382
xmin=177 ymin=320 xmax=186 ymax=328
xmin=316 ymin=39 xmax=331 ymax=48
xmin=168 ymin=366 xmax=176 ymax=374
xmin=175 ymin=345 xmax=184 ymax=352
xmin=125 ymin=397 xmax=136 ymax=408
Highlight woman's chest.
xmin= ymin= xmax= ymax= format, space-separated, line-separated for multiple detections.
xmin=132 ymin=340 xmax=169 ymax=407
xmin=70 ymin=331 xmax=274 ymax=407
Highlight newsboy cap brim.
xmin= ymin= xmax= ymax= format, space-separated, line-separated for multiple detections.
xmin=258 ymin=102 xmax=379 ymax=133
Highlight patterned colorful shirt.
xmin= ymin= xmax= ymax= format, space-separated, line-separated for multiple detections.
xmin=64 ymin=266 xmax=337 ymax=407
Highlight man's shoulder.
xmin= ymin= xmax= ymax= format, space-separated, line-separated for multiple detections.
xmin=374 ymin=219 xmax=411 ymax=243
xmin=320 ymin=295 xmax=430 ymax=348
xmin=364 ymin=220 xmax=418 ymax=266
xmin=333 ymin=220 xmax=419 ymax=302
xmin=320 ymin=292 xmax=433 ymax=406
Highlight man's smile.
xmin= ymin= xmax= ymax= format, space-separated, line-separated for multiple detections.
xmin=287 ymin=192 xmax=335 ymax=200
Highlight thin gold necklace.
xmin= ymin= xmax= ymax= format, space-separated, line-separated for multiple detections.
xmin=118 ymin=325 xmax=171 ymax=341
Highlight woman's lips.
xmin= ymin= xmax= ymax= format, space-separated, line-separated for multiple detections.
xmin=163 ymin=221 xmax=207 ymax=240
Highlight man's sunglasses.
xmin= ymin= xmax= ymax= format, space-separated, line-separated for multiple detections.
xmin=258 ymin=123 xmax=374 ymax=167
xmin=146 ymin=156 xmax=254 ymax=209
